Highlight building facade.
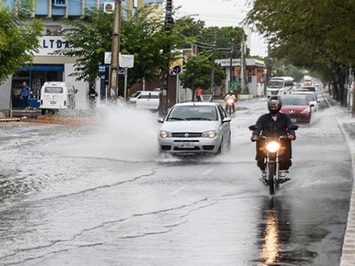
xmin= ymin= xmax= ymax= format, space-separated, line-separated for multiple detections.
xmin=215 ymin=58 xmax=265 ymax=97
xmin=0 ymin=0 xmax=147 ymax=110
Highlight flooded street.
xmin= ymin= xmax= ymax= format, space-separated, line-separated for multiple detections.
xmin=0 ymin=98 xmax=352 ymax=265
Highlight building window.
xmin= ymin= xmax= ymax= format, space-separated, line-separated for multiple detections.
xmin=45 ymin=26 xmax=61 ymax=36
xmin=52 ymin=0 xmax=66 ymax=7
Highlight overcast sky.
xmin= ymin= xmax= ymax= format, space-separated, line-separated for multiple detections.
xmin=173 ymin=0 xmax=268 ymax=57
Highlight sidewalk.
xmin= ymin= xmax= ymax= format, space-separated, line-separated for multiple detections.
xmin=323 ymin=93 xmax=355 ymax=265
xmin=338 ymin=111 xmax=355 ymax=265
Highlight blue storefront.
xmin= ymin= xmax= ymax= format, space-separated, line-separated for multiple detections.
xmin=12 ymin=64 xmax=64 ymax=108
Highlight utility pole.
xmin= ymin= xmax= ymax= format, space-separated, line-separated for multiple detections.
xmin=159 ymin=0 xmax=173 ymax=115
xmin=109 ymin=0 xmax=122 ymax=100
xmin=210 ymin=27 xmax=217 ymax=95
xmin=265 ymin=44 xmax=273 ymax=96
xmin=350 ymin=63 xmax=355 ymax=117
xmin=229 ymin=38 xmax=235 ymax=93
xmin=240 ymin=34 xmax=245 ymax=93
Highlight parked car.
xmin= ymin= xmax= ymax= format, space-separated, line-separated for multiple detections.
xmin=128 ymin=91 xmax=160 ymax=111
xmin=281 ymin=95 xmax=313 ymax=123
xmin=291 ymin=91 xmax=320 ymax=112
xmin=157 ymin=102 xmax=232 ymax=155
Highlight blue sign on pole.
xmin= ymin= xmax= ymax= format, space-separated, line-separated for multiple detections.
xmin=99 ymin=65 xmax=106 ymax=74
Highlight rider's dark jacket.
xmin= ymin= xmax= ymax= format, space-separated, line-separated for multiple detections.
xmin=252 ymin=112 xmax=296 ymax=139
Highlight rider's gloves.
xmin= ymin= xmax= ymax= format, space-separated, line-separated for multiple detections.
xmin=251 ymin=135 xmax=258 ymax=142
xmin=288 ymin=135 xmax=295 ymax=140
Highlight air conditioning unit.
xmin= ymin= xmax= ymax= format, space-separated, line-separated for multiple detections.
xmin=103 ymin=2 xmax=115 ymax=14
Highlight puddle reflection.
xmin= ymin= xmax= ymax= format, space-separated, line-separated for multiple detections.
xmin=257 ymin=197 xmax=291 ymax=265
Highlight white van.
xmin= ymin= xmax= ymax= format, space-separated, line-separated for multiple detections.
xmin=40 ymin=82 xmax=77 ymax=115
xmin=128 ymin=91 xmax=160 ymax=111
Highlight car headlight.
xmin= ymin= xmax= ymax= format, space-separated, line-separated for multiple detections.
xmin=301 ymin=107 xmax=311 ymax=114
xmin=159 ymin=130 xmax=171 ymax=138
xmin=202 ymin=130 xmax=218 ymax=138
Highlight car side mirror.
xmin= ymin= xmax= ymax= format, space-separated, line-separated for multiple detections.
xmin=157 ymin=117 xmax=164 ymax=123
xmin=223 ymin=117 xmax=231 ymax=123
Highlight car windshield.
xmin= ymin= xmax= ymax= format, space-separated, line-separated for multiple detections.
xmin=130 ymin=91 xmax=141 ymax=97
xmin=167 ymin=105 xmax=218 ymax=121
xmin=282 ymin=96 xmax=308 ymax=105
xmin=302 ymin=87 xmax=316 ymax=92
xmin=268 ymin=80 xmax=283 ymax=88
xmin=293 ymin=93 xmax=315 ymax=101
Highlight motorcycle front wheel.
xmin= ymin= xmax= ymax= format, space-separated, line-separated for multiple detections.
xmin=267 ymin=164 xmax=275 ymax=195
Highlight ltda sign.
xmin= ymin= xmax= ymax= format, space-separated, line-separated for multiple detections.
xmin=104 ymin=52 xmax=134 ymax=68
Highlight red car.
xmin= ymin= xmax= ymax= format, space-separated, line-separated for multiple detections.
xmin=281 ymin=95 xmax=312 ymax=123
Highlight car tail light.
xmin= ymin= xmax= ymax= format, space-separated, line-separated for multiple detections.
xmin=64 ymin=100 xmax=67 ymax=106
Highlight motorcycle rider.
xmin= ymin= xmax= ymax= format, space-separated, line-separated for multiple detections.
xmin=251 ymin=96 xmax=296 ymax=175
xmin=223 ymin=90 xmax=237 ymax=113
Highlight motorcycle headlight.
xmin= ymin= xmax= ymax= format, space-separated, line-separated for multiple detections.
xmin=266 ymin=141 xmax=280 ymax=153
xmin=301 ymin=107 xmax=311 ymax=114
xmin=202 ymin=130 xmax=218 ymax=138
xmin=159 ymin=130 xmax=171 ymax=138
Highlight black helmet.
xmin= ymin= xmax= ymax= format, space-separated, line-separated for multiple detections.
xmin=268 ymin=96 xmax=282 ymax=114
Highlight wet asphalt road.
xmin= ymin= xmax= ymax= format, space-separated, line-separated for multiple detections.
xmin=0 ymin=96 xmax=352 ymax=265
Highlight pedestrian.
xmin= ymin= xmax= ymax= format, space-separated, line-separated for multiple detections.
xmin=22 ymin=81 xmax=31 ymax=109
xmin=196 ymin=87 xmax=202 ymax=102
xmin=88 ymin=83 xmax=98 ymax=108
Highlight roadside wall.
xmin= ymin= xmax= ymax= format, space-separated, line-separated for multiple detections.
xmin=0 ymin=78 xmax=12 ymax=110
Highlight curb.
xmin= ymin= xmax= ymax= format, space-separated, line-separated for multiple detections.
xmin=0 ymin=117 xmax=21 ymax=122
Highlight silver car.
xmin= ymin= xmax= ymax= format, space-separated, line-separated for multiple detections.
xmin=291 ymin=90 xmax=320 ymax=112
xmin=157 ymin=102 xmax=232 ymax=155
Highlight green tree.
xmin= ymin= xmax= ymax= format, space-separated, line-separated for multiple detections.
xmin=0 ymin=1 xmax=43 ymax=84
xmin=180 ymin=54 xmax=226 ymax=101
xmin=244 ymin=0 xmax=355 ymax=104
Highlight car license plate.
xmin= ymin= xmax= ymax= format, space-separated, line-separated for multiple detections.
xmin=178 ymin=143 xmax=195 ymax=148
xmin=291 ymin=118 xmax=297 ymax=123
xmin=50 ymin=101 xmax=57 ymax=105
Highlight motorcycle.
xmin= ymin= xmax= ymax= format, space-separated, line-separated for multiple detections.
xmin=225 ymin=98 xmax=236 ymax=116
xmin=249 ymin=125 xmax=298 ymax=195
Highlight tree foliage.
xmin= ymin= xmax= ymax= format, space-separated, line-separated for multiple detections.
xmin=174 ymin=16 xmax=247 ymax=59
xmin=0 ymin=1 xmax=43 ymax=84
xmin=244 ymin=0 xmax=355 ymax=103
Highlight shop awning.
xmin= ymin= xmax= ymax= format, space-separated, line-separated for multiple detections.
xmin=20 ymin=64 xmax=64 ymax=71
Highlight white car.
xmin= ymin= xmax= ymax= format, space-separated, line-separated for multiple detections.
xmin=157 ymin=102 xmax=232 ymax=155
xmin=128 ymin=91 xmax=160 ymax=111
xmin=291 ymin=91 xmax=320 ymax=112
